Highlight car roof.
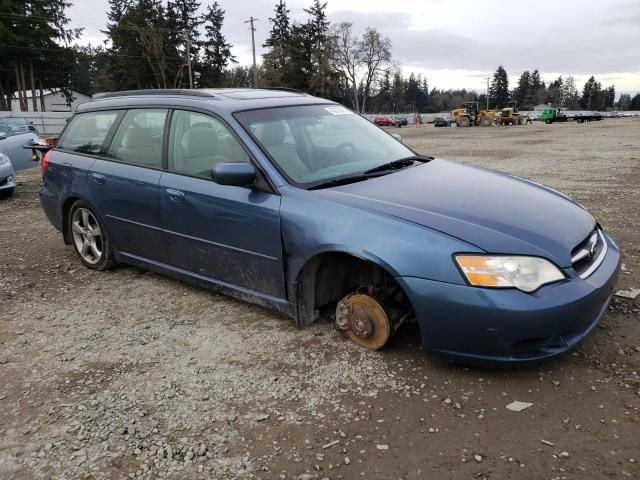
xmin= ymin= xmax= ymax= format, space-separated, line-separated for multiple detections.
xmin=80 ymin=88 xmax=336 ymax=114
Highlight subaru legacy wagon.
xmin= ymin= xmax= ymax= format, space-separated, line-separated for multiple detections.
xmin=39 ymin=89 xmax=620 ymax=365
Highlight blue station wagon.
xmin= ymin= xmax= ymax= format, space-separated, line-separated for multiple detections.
xmin=39 ymin=89 xmax=620 ymax=365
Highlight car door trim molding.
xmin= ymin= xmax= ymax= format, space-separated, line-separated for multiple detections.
xmin=163 ymin=227 xmax=280 ymax=261
xmin=107 ymin=214 xmax=279 ymax=262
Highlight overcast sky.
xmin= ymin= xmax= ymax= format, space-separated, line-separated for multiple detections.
xmin=69 ymin=0 xmax=640 ymax=95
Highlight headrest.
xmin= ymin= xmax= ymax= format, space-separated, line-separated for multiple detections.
xmin=261 ymin=121 xmax=285 ymax=146
xmin=121 ymin=127 xmax=153 ymax=149
xmin=182 ymin=127 xmax=218 ymax=159
xmin=75 ymin=117 xmax=98 ymax=138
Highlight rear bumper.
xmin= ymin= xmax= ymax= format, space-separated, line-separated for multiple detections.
xmin=39 ymin=185 xmax=64 ymax=232
xmin=398 ymin=233 xmax=621 ymax=366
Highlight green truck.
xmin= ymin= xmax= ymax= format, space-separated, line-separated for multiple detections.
xmin=539 ymin=107 xmax=603 ymax=124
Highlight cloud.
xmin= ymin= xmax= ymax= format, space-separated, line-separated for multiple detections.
xmin=67 ymin=0 xmax=640 ymax=91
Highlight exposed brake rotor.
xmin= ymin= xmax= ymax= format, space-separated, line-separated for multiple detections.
xmin=335 ymin=293 xmax=391 ymax=350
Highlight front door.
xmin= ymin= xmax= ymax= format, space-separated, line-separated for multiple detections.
xmin=159 ymin=109 xmax=285 ymax=298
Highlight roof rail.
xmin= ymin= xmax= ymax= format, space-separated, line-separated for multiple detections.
xmin=261 ymin=87 xmax=307 ymax=95
xmin=92 ymin=89 xmax=215 ymax=100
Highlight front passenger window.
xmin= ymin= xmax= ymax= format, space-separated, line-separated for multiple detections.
xmin=107 ymin=109 xmax=167 ymax=168
xmin=168 ymin=110 xmax=250 ymax=179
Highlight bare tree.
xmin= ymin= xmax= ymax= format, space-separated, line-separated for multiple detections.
xmin=331 ymin=22 xmax=360 ymax=112
xmin=358 ymin=28 xmax=392 ymax=114
xmin=330 ymin=24 xmax=392 ymax=114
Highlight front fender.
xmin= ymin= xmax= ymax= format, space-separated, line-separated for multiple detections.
xmin=280 ymin=186 xmax=483 ymax=299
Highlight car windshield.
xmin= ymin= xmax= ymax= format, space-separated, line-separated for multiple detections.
xmin=0 ymin=118 xmax=29 ymax=136
xmin=235 ymin=104 xmax=415 ymax=187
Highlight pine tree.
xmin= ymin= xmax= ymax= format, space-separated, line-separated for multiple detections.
xmin=166 ymin=0 xmax=202 ymax=87
xmin=616 ymin=93 xmax=631 ymax=110
xmin=0 ymin=0 xmax=80 ymax=111
xmin=489 ymin=66 xmax=509 ymax=108
xmin=546 ymin=76 xmax=563 ymax=107
xmin=561 ymin=75 xmax=579 ymax=109
xmin=303 ymin=0 xmax=331 ymax=96
xmin=580 ymin=76 xmax=603 ymax=110
xmin=605 ymin=85 xmax=615 ymax=109
xmin=199 ymin=2 xmax=235 ymax=87
xmin=628 ymin=93 xmax=640 ymax=111
xmin=262 ymin=0 xmax=291 ymax=86
xmin=264 ymin=0 xmax=291 ymax=49
xmin=514 ymin=70 xmax=530 ymax=107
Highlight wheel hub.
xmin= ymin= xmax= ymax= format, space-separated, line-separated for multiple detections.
xmin=350 ymin=316 xmax=373 ymax=339
xmin=336 ymin=293 xmax=391 ymax=350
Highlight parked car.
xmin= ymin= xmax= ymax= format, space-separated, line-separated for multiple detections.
xmin=0 ymin=118 xmax=40 ymax=170
xmin=373 ymin=116 xmax=394 ymax=127
xmin=39 ymin=89 xmax=620 ymax=365
xmin=0 ymin=117 xmax=38 ymax=135
xmin=433 ymin=117 xmax=450 ymax=127
xmin=396 ymin=116 xmax=408 ymax=126
xmin=0 ymin=150 xmax=16 ymax=197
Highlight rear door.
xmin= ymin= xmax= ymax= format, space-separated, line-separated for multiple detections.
xmin=159 ymin=109 xmax=285 ymax=297
xmin=87 ymin=108 xmax=170 ymax=263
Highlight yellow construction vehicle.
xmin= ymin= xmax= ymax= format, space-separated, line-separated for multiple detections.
xmin=449 ymin=102 xmax=496 ymax=127
xmin=499 ymin=101 xmax=530 ymax=125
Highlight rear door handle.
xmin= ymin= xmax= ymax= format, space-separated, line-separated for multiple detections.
xmin=165 ymin=188 xmax=185 ymax=202
xmin=91 ymin=173 xmax=106 ymax=185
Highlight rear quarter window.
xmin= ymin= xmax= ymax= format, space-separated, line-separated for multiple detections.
xmin=57 ymin=111 xmax=120 ymax=154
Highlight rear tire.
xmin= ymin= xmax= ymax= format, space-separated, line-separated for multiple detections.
xmin=67 ymin=200 xmax=116 ymax=271
xmin=479 ymin=116 xmax=492 ymax=127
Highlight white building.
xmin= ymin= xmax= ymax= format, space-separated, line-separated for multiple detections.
xmin=11 ymin=89 xmax=91 ymax=113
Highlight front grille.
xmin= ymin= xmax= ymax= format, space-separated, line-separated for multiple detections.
xmin=571 ymin=228 xmax=607 ymax=278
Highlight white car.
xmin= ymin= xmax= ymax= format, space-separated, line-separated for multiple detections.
xmin=0 ymin=118 xmax=40 ymax=196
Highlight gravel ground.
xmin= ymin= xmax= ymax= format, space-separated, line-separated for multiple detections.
xmin=1 ymin=118 xmax=639 ymax=480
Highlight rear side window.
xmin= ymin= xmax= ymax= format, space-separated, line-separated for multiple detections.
xmin=57 ymin=111 xmax=119 ymax=154
xmin=168 ymin=110 xmax=250 ymax=179
xmin=107 ymin=109 xmax=168 ymax=168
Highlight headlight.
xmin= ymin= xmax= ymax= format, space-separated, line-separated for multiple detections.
xmin=0 ymin=153 xmax=9 ymax=165
xmin=454 ymin=255 xmax=565 ymax=293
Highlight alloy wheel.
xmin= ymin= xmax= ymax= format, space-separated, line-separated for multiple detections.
xmin=71 ymin=208 xmax=103 ymax=265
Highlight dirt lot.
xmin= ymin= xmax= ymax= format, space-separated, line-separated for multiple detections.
xmin=1 ymin=119 xmax=639 ymax=480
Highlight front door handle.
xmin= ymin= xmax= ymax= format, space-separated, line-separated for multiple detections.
xmin=165 ymin=188 xmax=185 ymax=202
xmin=91 ymin=173 xmax=106 ymax=185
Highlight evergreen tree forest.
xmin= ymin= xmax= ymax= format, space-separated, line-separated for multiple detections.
xmin=0 ymin=0 xmax=636 ymax=112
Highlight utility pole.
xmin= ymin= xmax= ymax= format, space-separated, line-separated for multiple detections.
xmin=245 ymin=17 xmax=258 ymax=88
xmin=185 ymin=31 xmax=193 ymax=89
xmin=486 ymin=77 xmax=490 ymax=109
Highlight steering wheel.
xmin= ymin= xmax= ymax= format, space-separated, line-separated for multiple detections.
xmin=332 ymin=142 xmax=357 ymax=164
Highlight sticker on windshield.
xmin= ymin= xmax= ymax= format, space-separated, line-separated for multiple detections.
xmin=325 ymin=106 xmax=353 ymax=115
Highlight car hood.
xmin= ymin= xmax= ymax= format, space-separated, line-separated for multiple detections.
xmin=314 ymin=159 xmax=595 ymax=267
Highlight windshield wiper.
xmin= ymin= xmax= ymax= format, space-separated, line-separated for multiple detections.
xmin=363 ymin=155 xmax=430 ymax=175
xmin=308 ymin=173 xmax=383 ymax=190
xmin=309 ymin=155 xmax=432 ymax=190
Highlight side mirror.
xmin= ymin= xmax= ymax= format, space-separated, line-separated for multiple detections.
xmin=211 ymin=162 xmax=256 ymax=187
xmin=391 ymin=133 xmax=403 ymax=143
xmin=0 ymin=132 xmax=7 ymax=140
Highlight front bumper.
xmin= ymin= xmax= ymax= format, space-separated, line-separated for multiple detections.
xmin=0 ymin=162 xmax=16 ymax=192
xmin=398 ymin=233 xmax=621 ymax=365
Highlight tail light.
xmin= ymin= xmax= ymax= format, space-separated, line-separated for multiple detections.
xmin=41 ymin=150 xmax=52 ymax=176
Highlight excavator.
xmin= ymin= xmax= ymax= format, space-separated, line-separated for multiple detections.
xmin=449 ymin=102 xmax=496 ymax=127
